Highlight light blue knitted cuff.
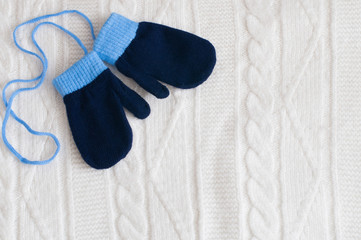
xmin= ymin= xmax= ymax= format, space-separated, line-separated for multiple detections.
xmin=53 ymin=51 xmax=107 ymax=97
xmin=94 ymin=13 xmax=139 ymax=65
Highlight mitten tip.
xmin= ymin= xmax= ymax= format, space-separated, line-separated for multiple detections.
xmin=136 ymin=103 xmax=151 ymax=119
xmin=155 ymin=86 xmax=170 ymax=99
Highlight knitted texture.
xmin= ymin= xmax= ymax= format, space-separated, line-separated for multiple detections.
xmin=93 ymin=13 xmax=139 ymax=65
xmin=244 ymin=0 xmax=279 ymax=239
xmin=335 ymin=1 xmax=361 ymax=238
xmin=61 ymin=63 xmax=151 ymax=169
xmin=62 ymin=68 xmax=132 ymax=170
xmin=53 ymin=49 xmax=151 ymax=169
xmin=53 ymin=51 xmax=106 ymax=96
xmin=0 ymin=0 xmax=358 ymax=239
xmin=94 ymin=12 xmax=216 ymax=99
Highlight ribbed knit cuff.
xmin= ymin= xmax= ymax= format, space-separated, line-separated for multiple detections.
xmin=53 ymin=51 xmax=107 ymax=97
xmin=94 ymin=13 xmax=139 ymax=65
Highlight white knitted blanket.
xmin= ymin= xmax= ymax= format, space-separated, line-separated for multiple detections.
xmin=0 ymin=0 xmax=359 ymax=239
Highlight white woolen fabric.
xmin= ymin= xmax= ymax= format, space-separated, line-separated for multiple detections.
xmin=0 ymin=0 xmax=358 ymax=239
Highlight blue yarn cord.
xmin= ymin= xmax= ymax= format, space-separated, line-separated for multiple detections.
xmin=1 ymin=10 xmax=95 ymax=165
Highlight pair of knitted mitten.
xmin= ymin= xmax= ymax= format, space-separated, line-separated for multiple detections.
xmin=54 ymin=13 xmax=216 ymax=169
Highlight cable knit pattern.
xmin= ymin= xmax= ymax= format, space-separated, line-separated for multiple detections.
xmin=244 ymin=0 xmax=279 ymax=239
xmin=280 ymin=1 xmax=336 ymax=240
xmin=142 ymin=2 xmax=198 ymax=239
xmin=101 ymin=3 xmax=149 ymax=239
xmin=148 ymin=93 xmax=190 ymax=240
xmin=2 ymin=0 xmax=360 ymax=239
xmin=110 ymin=121 xmax=147 ymax=240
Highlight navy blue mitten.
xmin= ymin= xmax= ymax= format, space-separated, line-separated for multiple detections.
xmin=94 ymin=13 xmax=216 ymax=99
xmin=53 ymin=51 xmax=150 ymax=169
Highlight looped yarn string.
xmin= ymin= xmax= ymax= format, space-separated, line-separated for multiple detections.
xmin=1 ymin=10 xmax=95 ymax=165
